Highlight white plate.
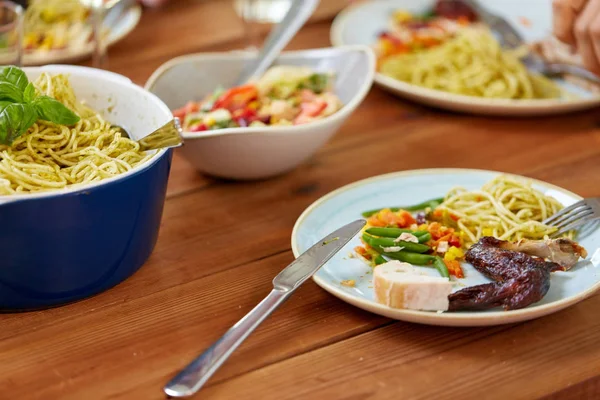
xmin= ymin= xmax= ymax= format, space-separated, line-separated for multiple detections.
xmin=330 ymin=0 xmax=600 ymax=116
xmin=291 ymin=169 xmax=600 ymax=327
xmin=22 ymin=4 xmax=141 ymax=66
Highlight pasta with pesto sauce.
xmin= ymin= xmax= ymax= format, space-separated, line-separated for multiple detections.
xmin=379 ymin=27 xmax=562 ymax=100
xmin=436 ymin=175 xmax=569 ymax=247
xmin=0 ymin=73 xmax=152 ymax=194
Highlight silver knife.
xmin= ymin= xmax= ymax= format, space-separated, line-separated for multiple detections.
xmin=163 ymin=219 xmax=366 ymax=398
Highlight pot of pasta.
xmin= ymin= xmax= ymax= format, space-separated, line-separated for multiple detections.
xmin=0 ymin=65 xmax=173 ymax=310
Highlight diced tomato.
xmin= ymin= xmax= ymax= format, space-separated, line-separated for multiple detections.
xmin=172 ymin=101 xmax=200 ymax=120
xmin=449 ymin=235 xmax=461 ymax=248
xmin=415 ymin=36 xmax=441 ymax=48
xmin=299 ymin=89 xmax=317 ymax=103
xmin=355 ymin=246 xmax=367 ymax=256
xmin=300 ymin=99 xmax=327 ymax=117
xmin=367 ymin=209 xmax=416 ymax=229
xmin=189 ymin=123 xmax=208 ymax=132
xmin=232 ymin=108 xmax=258 ymax=127
xmin=378 ymin=32 xmax=403 ymax=46
xmin=294 ymin=99 xmax=327 ymax=124
xmin=212 ymin=84 xmax=258 ymax=112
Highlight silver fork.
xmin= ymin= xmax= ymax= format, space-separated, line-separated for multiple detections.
xmin=112 ymin=118 xmax=183 ymax=152
xmin=543 ymin=198 xmax=600 ymax=237
xmin=463 ymin=0 xmax=600 ymax=85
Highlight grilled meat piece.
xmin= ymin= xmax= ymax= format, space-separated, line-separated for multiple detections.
xmin=448 ymin=236 xmax=575 ymax=311
xmin=497 ymin=238 xmax=587 ymax=270
xmin=465 ymin=237 xmax=564 ymax=280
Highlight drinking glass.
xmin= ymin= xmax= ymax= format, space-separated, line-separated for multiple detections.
xmin=80 ymin=0 xmax=122 ymax=68
xmin=233 ymin=0 xmax=293 ymax=49
xmin=0 ymin=1 xmax=23 ymax=67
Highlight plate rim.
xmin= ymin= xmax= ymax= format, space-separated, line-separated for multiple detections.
xmin=329 ymin=0 xmax=600 ymax=114
xmin=290 ymin=168 xmax=600 ymax=326
xmin=22 ymin=4 xmax=142 ymax=66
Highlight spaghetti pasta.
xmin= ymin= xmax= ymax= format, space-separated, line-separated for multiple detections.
xmin=436 ymin=175 xmax=568 ymax=246
xmin=378 ymin=26 xmax=561 ymax=100
xmin=0 ymin=72 xmax=152 ymax=194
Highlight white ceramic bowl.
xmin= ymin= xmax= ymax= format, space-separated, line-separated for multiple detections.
xmin=145 ymin=46 xmax=376 ymax=180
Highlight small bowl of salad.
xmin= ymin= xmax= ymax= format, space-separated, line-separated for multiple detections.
xmin=145 ymin=46 xmax=375 ymax=180
xmin=172 ymin=65 xmax=344 ymax=132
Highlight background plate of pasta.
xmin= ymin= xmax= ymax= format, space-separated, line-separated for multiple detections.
xmin=19 ymin=0 xmax=141 ymax=66
xmin=330 ymin=0 xmax=600 ymax=116
xmin=292 ymin=169 xmax=600 ymax=327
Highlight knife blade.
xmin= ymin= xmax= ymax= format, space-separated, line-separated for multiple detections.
xmin=164 ymin=218 xmax=366 ymax=398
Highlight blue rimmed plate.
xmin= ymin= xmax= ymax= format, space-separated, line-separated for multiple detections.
xmin=291 ymin=169 xmax=600 ymax=326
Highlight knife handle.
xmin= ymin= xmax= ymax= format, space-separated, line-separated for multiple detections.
xmin=164 ymin=289 xmax=291 ymax=398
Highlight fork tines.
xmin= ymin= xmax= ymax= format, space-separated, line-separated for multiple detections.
xmin=543 ymin=198 xmax=600 ymax=236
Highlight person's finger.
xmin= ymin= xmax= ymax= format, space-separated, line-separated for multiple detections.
xmin=574 ymin=0 xmax=600 ymax=73
xmin=553 ymin=0 xmax=588 ymax=45
xmin=138 ymin=0 xmax=169 ymax=7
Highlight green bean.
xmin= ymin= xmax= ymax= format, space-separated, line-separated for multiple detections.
xmin=433 ymin=256 xmax=450 ymax=278
xmin=361 ymin=197 xmax=445 ymax=217
xmin=419 ymin=233 xmax=431 ymax=243
xmin=367 ymin=241 xmax=450 ymax=278
xmin=374 ymin=254 xmax=386 ymax=265
xmin=376 ymin=250 xmax=450 ymax=278
xmin=362 ymin=233 xmax=430 ymax=254
xmin=377 ymin=249 xmax=435 ymax=265
xmin=365 ymin=227 xmax=431 ymax=243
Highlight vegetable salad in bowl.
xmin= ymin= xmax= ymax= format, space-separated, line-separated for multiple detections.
xmin=172 ymin=66 xmax=344 ymax=132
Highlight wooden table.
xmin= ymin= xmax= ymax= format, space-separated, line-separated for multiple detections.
xmin=4 ymin=1 xmax=600 ymax=399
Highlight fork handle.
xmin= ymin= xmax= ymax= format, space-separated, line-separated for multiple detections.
xmin=545 ymin=63 xmax=600 ymax=85
xmin=233 ymin=0 xmax=320 ymax=86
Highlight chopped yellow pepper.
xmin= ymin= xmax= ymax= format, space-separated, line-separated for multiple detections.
xmin=392 ymin=10 xmax=413 ymax=23
xmin=444 ymin=246 xmax=464 ymax=262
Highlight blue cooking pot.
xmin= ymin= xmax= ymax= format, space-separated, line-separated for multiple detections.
xmin=0 ymin=66 xmax=174 ymax=310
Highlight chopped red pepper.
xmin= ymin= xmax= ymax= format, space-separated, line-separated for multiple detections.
xmin=232 ymin=108 xmax=258 ymax=127
xmin=449 ymin=235 xmax=461 ymax=248
xmin=189 ymin=123 xmax=208 ymax=132
xmin=212 ymin=84 xmax=258 ymax=112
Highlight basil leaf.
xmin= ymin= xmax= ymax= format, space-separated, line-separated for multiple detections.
xmin=0 ymin=81 xmax=24 ymax=102
xmin=0 ymin=101 xmax=38 ymax=145
xmin=33 ymin=96 xmax=80 ymax=125
xmin=23 ymin=82 xmax=37 ymax=103
xmin=0 ymin=66 xmax=29 ymax=92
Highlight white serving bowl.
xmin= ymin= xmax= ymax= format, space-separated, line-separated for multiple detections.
xmin=145 ymin=46 xmax=376 ymax=180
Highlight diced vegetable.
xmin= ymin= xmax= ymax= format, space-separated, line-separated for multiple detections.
xmin=172 ymin=66 xmax=343 ymax=131
xmin=212 ymin=84 xmax=258 ymax=112
xmin=299 ymin=73 xmax=329 ymax=94
xmin=362 ymin=233 xmax=430 ymax=254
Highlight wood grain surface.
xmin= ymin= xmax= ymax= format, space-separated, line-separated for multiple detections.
xmin=2 ymin=0 xmax=600 ymax=399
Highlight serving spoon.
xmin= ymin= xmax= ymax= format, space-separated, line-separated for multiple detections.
xmin=180 ymin=0 xmax=320 ymax=139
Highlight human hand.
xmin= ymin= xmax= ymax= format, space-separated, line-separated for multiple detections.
xmin=552 ymin=0 xmax=600 ymax=74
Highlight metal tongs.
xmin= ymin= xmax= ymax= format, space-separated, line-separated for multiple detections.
xmin=463 ymin=0 xmax=600 ymax=85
